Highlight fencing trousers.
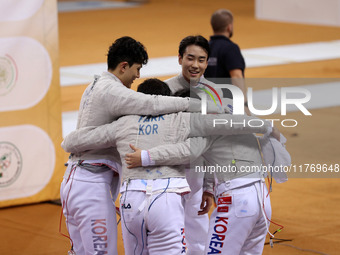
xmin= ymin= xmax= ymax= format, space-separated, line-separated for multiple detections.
xmin=184 ymin=169 xmax=209 ymax=255
xmin=205 ymin=181 xmax=271 ymax=255
xmin=120 ymin=190 xmax=186 ymax=255
xmin=60 ymin=165 xmax=119 ymax=255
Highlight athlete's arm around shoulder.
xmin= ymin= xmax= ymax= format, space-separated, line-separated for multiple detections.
xmin=61 ymin=121 xmax=118 ymax=153
xmin=104 ymin=82 xmax=197 ymax=116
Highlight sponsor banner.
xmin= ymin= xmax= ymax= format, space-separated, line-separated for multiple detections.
xmin=0 ymin=37 xmax=52 ymax=112
xmin=0 ymin=0 xmax=64 ymax=207
xmin=0 ymin=0 xmax=44 ymax=22
xmin=0 ymin=125 xmax=55 ymax=200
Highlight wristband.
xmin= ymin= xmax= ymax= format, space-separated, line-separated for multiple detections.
xmin=141 ymin=150 xmax=155 ymax=167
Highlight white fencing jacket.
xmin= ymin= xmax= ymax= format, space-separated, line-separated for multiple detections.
xmin=62 ymin=112 xmax=269 ymax=184
xmin=69 ymin=71 xmax=195 ymax=164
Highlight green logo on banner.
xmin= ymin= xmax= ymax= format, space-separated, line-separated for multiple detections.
xmin=0 ymin=142 xmax=22 ymax=187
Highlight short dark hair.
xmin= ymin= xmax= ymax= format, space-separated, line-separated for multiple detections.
xmin=178 ymin=35 xmax=210 ymax=59
xmin=137 ymin=78 xmax=171 ymax=96
xmin=174 ymin=89 xmax=190 ymax=98
xmin=211 ymin=9 xmax=233 ymax=33
xmin=107 ymin=36 xmax=148 ymax=70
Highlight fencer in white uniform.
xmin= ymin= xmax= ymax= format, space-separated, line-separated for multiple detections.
xmin=137 ymin=106 xmax=291 ymax=255
xmin=60 ymin=37 xmax=201 ymax=255
xmin=165 ymin=35 xmax=221 ymax=255
xmin=62 ymin=79 xmax=271 ymax=255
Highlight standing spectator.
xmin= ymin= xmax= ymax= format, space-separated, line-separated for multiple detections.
xmin=204 ymin=9 xmax=249 ymax=114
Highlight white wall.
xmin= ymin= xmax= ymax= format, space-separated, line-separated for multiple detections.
xmin=255 ymin=0 xmax=340 ymax=27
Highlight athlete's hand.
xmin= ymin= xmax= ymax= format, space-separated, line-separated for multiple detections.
xmin=125 ymin=144 xmax=142 ymax=168
xmin=198 ymin=191 xmax=214 ymax=215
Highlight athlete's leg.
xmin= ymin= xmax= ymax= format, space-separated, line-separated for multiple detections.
xmin=61 ymin=167 xmax=118 ymax=255
xmin=147 ymin=192 xmax=186 ymax=255
xmin=184 ymin=189 xmax=209 ymax=255
xmin=185 ymin=169 xmax=209 ymax=255
xmin=60 ymin=179 xmax=85 ymax=255
xmin=240 ymin=182 xmax=272 ymax=255
xmin=120 ymin=191 xmax=148 ymax=255
xmin=205 ymin=182 xmax=265 ymax=255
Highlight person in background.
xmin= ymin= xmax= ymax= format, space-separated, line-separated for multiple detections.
xmin=204 ymin=9 xmax=250 ymax=114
